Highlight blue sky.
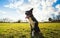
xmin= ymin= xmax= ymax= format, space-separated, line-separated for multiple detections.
xmin=0 ymin=0 xmax=60 ymax=22
xmin=0 ymin=0 xmax=19 ymax=20
xmin=53 ymin=0 xmax=60 ymax=7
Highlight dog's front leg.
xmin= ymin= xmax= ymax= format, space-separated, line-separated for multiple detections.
xmin=28 ymin=17 xmax=35 ymax=38
xmin=28 ymin=17 xmax=34 ymax=28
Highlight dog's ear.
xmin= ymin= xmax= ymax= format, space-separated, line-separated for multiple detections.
xmin=30 ymin=8 xmax=33 ymax=13
xmin=30 ymin=8 xmax=33 ymax=11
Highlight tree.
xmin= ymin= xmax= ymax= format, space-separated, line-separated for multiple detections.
xmin=17 ymin=20 xmax=21 ymax=23
xmin=48 ymin=18 xmax=52 ymax=22
xmin=57 ymin=12 xmax=60 ymax=20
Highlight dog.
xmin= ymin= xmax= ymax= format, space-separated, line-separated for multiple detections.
xmin=25 ymin=8 xmax=40 ymax=37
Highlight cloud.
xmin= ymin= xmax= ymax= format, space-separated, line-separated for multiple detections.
xmin=4 ymin=0 xmax=59 ymax=22
xmin=56 ymin=4 xmax=60 ymax=10
xmin=55 ymin=4 xmax=60 ymax=15
xmin=0 ymin=10 xmax=6 ymax=14
xmin=4 ymin=0 xmax=24 ymax=8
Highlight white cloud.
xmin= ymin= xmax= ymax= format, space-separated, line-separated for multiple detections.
xmin=55 ymin=4 xmax=60 ymax=15
xmin=0 ymin=10 xmax=6 ymax=14
xmin=56 ymin=4 xmax=60 ymax=10
xmin=5 ymin=0 xmax=24 ymax=8
xmin=4 ymin=0 xmax=59 ymax=22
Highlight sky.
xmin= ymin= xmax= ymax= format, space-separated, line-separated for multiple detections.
xmin=0 ymin=0 xmax=60 ymax=22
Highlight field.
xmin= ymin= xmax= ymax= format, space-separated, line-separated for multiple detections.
xmin=0 ymin=23 xmax=60 ymax=38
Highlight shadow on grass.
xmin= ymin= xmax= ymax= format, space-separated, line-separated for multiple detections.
xmin=35 ymin=31 xmax=44 ymax=38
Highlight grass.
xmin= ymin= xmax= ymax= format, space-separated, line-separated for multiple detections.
xmin=0 ymin=23 xmax=60 ymax=38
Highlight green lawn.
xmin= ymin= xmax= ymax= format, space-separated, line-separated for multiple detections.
xmin=0 ymin=23 xmax=60 ymax=38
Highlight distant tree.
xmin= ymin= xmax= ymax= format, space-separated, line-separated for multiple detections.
xmin=48 ymin=18 xmax=52 ymax=21
xmin=17 ymin=20 xmax=21 ymax=23
xmin=3 ymin=18 xmax=6 ymax=22
xmin=0 ymin=18 xmax=11 ymax=23
xmin=0 ymin=21 xmax=3 ymax=23
xmin=57 ymin=12 xmax=60 ymax=20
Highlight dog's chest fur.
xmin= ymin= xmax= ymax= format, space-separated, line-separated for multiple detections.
xmin=28 ymin=17 xmax=35 ymax=27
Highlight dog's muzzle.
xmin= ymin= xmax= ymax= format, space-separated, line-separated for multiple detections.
xmin=25 ymin=15 xmax=30 ymax=19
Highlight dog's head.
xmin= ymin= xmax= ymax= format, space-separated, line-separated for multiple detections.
xmin=25 ymin=8 xmax=33 ymax=18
